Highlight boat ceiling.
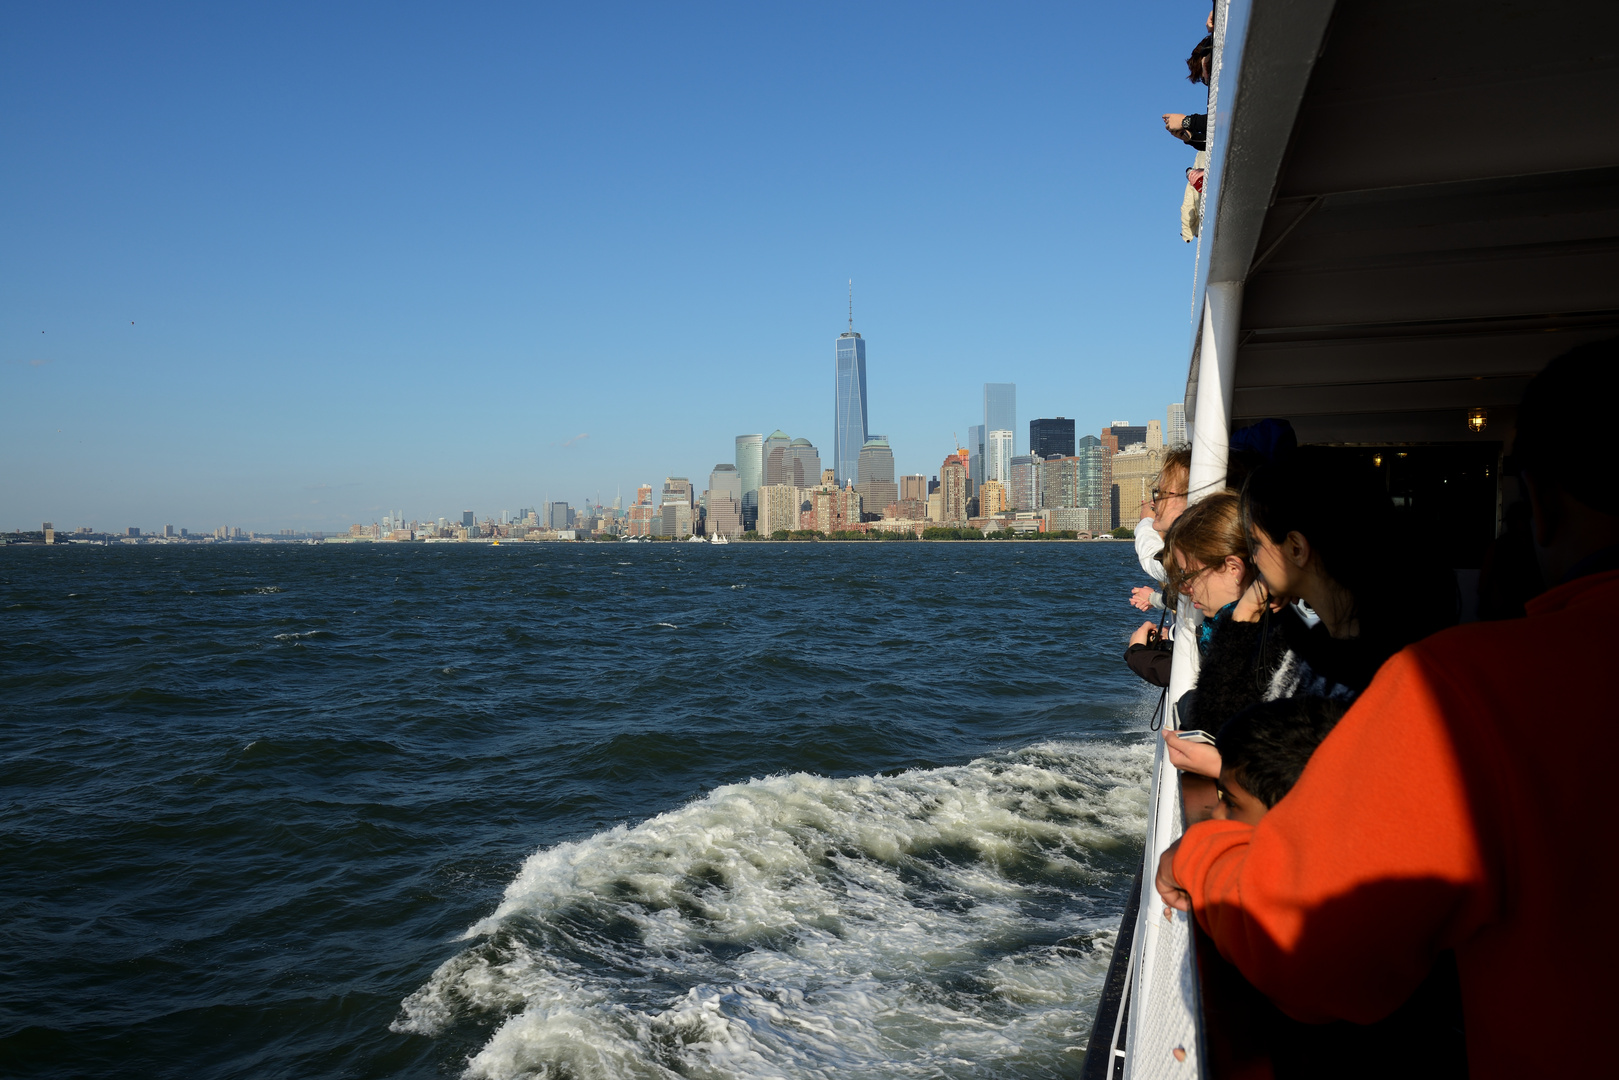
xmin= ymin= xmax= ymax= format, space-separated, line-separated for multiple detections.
xmin=1219 ymin=0 xmax=1619 ymax=444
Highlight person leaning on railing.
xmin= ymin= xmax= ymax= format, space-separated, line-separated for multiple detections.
xmin=1129 ymin=446 xmax=1192 ymax=613
xmin=1123 ymin=448 xmax=1193 ymax=689
xmin=1153 ymin=490 xmax=1297 ymax=784
xmin=1155 ymin=339 xmax=1619 ymax=1080
xmin=1166 ymin=32 xmax=1213 ymax=240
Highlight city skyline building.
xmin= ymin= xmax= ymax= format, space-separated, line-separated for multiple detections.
xmin=855 ymin=436 xmax=897 ymax=517
xmin=1010 ymin=454 xmax=1039 ymax=511
xmin=978 ymin=478 xmax=1008 ymax=515
xmin=763 ymin=431 xmax=793 ymax=485
xmin=757 ymin=483 xmax=801 ymax=535
xmin=833 ymin=291 xmax=868 ymax=486
xmin=1101 ymin=424 xmax=1147 ymax=455
xmin=1167 ymin=402 xmax=1187 ymax=446
xmin=789 ymin=438 xmax=822 ymax=487
xmin=1147 ymin=419 xmax=1163 ymax=449
xmin=1076 ymin=434 xmax=1114 ymax=528
xmin=899 ymin=474 xmax=928 ymax=503
xmin=706 ymin=463 xmax=743 ymax=539
xmin=987 ymin=429 xmax=1014 ymax=486
xmin=763 ymin=431 xmax=821 ymax=488
xmin=1030 ymin=417 xmax=1075 ymax=460
xmin=967 ymin=423 xmax=985 ymax=495
xmin=1039 ymin=456 xmax=1080 ymax=510
xmin=807 ymin=484 xmax=862 ymax=533
xmin=734 ymin=433 xmax=763 ymax=531
xmin=984 ymin=383 xmax=1017 ymax=456
xmin=940 ymin=450 xmax=969 ymax=523
xmin=1112 ymin=444 xmax=1164 ymax=525
xmin=655 ymin=476 xmax=694 ymax=538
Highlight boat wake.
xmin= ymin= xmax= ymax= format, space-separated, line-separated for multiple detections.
xmin=395 ymin=740 xmax=1150 ymax=1079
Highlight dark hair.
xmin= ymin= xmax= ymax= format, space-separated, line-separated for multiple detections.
xmin=1513 ymin=337 xmax=1619 ymax=511
xmin=1187 ymin=35 xmax=1213 ymax=84
xmin=1218 ymin=696 xmax=1348 ymax=807
xmin=1240 ymin=447 xmax=1458 ymax=680
xmin=1241 ymin=446 xmax=1395 ymax=592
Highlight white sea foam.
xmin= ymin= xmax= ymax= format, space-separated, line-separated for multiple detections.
xmin=395 ymin=740 xmax=1149 ymax=1079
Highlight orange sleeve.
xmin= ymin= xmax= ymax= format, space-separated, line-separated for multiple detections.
xmin=1173 ymin=649 xmax=1496 ymax=1024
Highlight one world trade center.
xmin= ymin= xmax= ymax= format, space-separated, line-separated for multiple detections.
xmin=834 ymin=284 xmax=868 ymax=487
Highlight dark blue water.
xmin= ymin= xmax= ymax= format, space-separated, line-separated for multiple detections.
xmin=1 ymin=542 xmax=1157 ymax=1079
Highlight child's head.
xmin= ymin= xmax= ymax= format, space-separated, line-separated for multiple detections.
xmin=1215 ymin=696 xmax=1348 ymax=825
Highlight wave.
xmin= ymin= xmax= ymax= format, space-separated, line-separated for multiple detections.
xmin=273 ymin=630 xmax=331 ymax=642
xmin=394 ymin=739 xmax=1150 ymax=1079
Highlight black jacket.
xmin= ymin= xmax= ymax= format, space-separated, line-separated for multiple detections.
xmin=1192 ymin=614 xmax=1291 ymax=734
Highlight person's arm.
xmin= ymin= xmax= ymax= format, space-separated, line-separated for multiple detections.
xmin=1163 ymin=729 xmax=1220 ymax=777
xmin=1135 ymin=519 xmax=1168 ymax=583
xmin=1184 ymin=113 xmax=1207 ymax=150
xmin=1163 ymin=650 xmax=1496 ymax=1024
xmin=1125 ymin=642 xmax=1173 ymax=686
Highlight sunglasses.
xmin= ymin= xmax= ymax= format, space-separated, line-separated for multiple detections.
xmin=1151 ymin=488 xmax=1187 ymax=505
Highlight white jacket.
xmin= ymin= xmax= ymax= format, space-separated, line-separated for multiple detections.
xmin=1135 ymin=516 xmax=1167 ymax=584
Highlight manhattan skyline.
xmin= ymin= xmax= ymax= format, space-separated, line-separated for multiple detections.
xmin=2 ymin=2 xmax=1211 ymax=532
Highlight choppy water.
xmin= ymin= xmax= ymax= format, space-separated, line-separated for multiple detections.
xmin=1 ymin=542 xmax=1157 ymax=1079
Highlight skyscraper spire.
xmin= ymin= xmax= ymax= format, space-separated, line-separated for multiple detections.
xmin=848 ymin=279 xmax=853 ymax=332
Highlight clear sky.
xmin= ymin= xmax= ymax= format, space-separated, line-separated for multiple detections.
xmin=2 ymin=1 xmax=1214 ymax=532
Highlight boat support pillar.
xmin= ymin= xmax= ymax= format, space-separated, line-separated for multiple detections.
xmin=1190 ymin=281 xmax=1244 ymax=501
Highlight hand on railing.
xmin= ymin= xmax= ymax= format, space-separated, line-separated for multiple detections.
xmin=1155 ymin=838 xmax=1192 ymax=913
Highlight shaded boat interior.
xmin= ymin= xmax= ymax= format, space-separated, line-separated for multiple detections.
xmin=1198 ymin=0 xmax=1619 ymax=573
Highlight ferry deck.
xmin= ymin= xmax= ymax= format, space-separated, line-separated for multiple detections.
xmin=1081 ymin=1 xmax=1619 ymax=1076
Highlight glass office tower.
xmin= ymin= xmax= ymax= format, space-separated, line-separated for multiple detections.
xmin=1030 ymin=417 xmax=1076 ymax=459
xmin=834 ymin=331 xmax=868 ymax=486
xmin=1076 ymin=435 xmax=1112 ymax=516
xmin=735 ymin=434 xmax=763 ymax=530
xmin=984 ymin=383 xmax=1017 ymax=455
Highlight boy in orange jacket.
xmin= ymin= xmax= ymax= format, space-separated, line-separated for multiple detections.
xmin=1156 ymin=340 xmax=1619 ymax=1080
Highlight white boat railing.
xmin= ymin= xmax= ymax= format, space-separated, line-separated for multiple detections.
xmin=1118 ymin=0 xmax=1339 ymax=1074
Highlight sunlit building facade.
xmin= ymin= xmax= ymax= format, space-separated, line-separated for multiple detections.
xmin=1167 ymin=402 xmax=1187 ymax=446
xmin=987 ymin=429 xmax=1014 ymax=485
xmin=707 ymin=464 xmax=744 ymax=538
xmin=735 ymin=433 xmax=763 ymax=531
xmin=978 ymin=478 xmax=1008 ymax=515
xmin=940 ymin=451 xmax=969 ymax=523
xmin=834 ymin=331 xmax=868 ymax=486
xmin=757 ymin=483 xmax=802 ymax=535
xmin=856 ymin=436 xmax=897 ymax=515
xmin=1010 ymin=454 xmax=1040 ymax=510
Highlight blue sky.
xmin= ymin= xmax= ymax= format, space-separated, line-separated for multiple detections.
xmin=2 ymin=1 xmax=1212 ymax=532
